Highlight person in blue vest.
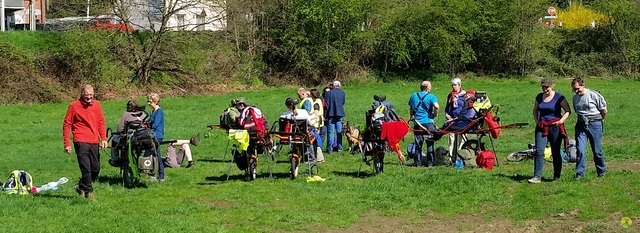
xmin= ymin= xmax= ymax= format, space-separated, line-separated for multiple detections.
xmin=406 ymin=81 xmax=439 ymax=167
xmin=324 ymin=80 xmax=346 ymax=153
xmin=147 ymin=93 xmax=165 ymax=182
xmin=529 ymin=78 xmax=571 ymax=183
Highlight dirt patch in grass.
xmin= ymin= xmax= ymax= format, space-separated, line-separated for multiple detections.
xmin=605 ymin=161 xmax=640 ymax=172
xmin=323 ymin=209 xmax=636 ymax=233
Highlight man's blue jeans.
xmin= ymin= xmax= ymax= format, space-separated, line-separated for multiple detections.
xmin=326 ymin=117 xmax=343 ymax=152
xmin=534 ymin=126 xmax=563 ymax=179
xmin=413 ymin=123 xmax=436 ymax=166
xmin=575 ymin=121 xmax=605 ymax=177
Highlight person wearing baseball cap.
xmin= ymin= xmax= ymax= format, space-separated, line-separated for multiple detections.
xmin=529 ymin=77 xmax=571 ymax=183
xmin=445 ymin=77 xmax=467 ymax=162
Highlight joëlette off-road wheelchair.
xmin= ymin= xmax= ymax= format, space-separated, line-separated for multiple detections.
xmin=213 ymin=106 xmax=272 ymax=181
xmin=270 ymin=117 xmax=318 ymax=180
xmin=414 ymin=91 xmax=527 ymax=168
xmin=108 ymin=108 xmax=160 ymax=188
xmin=359 ymin=95 xmax=408 ymax=175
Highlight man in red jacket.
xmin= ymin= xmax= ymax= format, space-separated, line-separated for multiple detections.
xmin=62 ymin=85 xmax=108 ymax=200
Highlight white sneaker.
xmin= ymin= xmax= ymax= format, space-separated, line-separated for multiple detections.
xmin=528 ymin=177 xmax=541 ymax=184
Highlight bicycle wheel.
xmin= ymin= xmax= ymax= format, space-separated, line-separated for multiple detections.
xmin=506 ymin=151 xmax=530 ymax=162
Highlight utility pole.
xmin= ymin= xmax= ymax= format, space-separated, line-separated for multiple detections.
xmin=29 ymin=0 xmax=35 ymax=31
xmin=87 ymin=0 xmax=90 ymax=17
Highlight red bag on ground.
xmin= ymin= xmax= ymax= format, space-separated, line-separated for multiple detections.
xmin=476 ymin=150 xmax=496 ymax=170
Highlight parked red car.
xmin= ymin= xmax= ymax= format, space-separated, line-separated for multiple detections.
xmin=87 ymin=16 xmax=135 ymax=32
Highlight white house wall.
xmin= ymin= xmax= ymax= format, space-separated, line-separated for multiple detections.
xmin=124 ymin=0 xmax=225 ymax=31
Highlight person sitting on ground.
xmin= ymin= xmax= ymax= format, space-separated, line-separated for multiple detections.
xmin=109 ymin=99 xmax=147 ymax=167
xmin=164 ymin=134 xmax=201 ymax=168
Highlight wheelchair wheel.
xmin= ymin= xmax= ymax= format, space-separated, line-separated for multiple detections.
xmin=122 ymin=166 xmax=136 ymax=188
xmin=248 ymin=155 xmax=257 ymax=181
xmin=506 ymin=151 xmax=530 ymax=162
xmin=290 ymin=155 xmax=299 ymax=180
xmin=373 ymin=150 xmax=385 ymax=174
xmin=460 ymin=139 xmax=484 ymax=151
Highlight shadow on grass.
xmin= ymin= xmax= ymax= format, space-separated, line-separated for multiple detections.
xmin=197 ymin=158 xmax=230 ymax=163
xmin=199 ymin=172 xmax=294 ymax=185
xmin=201 ymin=173 xmax=248 ymax=184
xmin=494 ymin=173 xmax=530 ymax=182
xmin=35 ymin=193 xmax=76 ymax=200
xmin=331 ymin=171 xmax=376 ymax=179
xmin=96 ymin=175 xmax=148 ymax=189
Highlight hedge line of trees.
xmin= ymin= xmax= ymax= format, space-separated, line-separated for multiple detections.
xmin=1 ymin=0 xmax=639 ymax=103
xmin=243 ymin=0 xmax=640 ymax=81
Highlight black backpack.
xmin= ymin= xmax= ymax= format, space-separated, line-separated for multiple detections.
xmin=132 ymin=128 xmax=157 ymax=150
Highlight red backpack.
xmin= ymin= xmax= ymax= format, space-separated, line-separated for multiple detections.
xmin=239 ymin=107 xmax=268 ymax=138
xmin=476 ymin=150 xmax=496 ymax=170
xmin=483 ymin=112 xmax=500 ymax=139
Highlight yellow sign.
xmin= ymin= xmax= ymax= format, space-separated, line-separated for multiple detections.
xmin=620 ymin=217 xmax=632 ymax=229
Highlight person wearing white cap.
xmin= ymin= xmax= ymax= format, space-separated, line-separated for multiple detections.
xmin=444 ymin=77 xmax=467 ymax=162
xmin=324 ymin=80 xmax=346 ymax=153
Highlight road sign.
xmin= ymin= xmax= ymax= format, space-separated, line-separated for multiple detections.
xmin=548 ymin=6 xmax=556 ymax=16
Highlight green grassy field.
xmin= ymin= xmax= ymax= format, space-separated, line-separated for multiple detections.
xmin=0 ymin=77 xmax=638 ymax=232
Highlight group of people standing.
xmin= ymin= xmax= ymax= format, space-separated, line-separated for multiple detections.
xmin=279 ymin=80 xmax=347 ymax=162
xmin=529 ymin=77 xmax=607 ymax=183
xmin=403 ymin=77 xmax=608 ymax=184
xmin=60 ymin=77 xmax=608 ymax=199
xmin=62 ymin=85 xmax=199 ymax=199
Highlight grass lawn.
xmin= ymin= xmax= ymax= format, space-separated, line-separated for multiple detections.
xmin=0 ymin=77 xmax=638 ymax=232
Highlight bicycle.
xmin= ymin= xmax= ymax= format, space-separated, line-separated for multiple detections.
xmin=506 ymin=143 xmax=553 ymax=162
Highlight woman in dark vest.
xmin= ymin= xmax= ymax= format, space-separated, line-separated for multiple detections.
xmin=529 ymin=78 xmax=571 ymax=183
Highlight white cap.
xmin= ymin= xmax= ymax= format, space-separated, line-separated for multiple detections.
xmin=451 ymin=77 xmax=461 ymax=85
xmin=333 ymin=80 xmax=341 ymax=87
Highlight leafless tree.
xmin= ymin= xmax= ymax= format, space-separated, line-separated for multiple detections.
xmin=109 ymin=0 xmax=226 ymax=84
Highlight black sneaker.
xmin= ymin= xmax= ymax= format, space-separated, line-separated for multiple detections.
xmin=190 ymin=133 xmax=201 ymax=147
xmin=108 ymin=159 xmax=120 ymax=167
xmin=597 ymin=173 xmax=605 ymax=178
xmin=74 ymin=185 xmax=85 ymax=198
xmin=186 ymin=161 xmax=195 ymax=168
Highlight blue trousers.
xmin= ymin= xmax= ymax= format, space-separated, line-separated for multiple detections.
xmin=534 ymin=126 xmax=563 ymax=179
xmin=413 ymin=123 xmax=436 ymax=166
xmin=326 ymin=117 xmax=343 ymax=151
xmin=575 ymin=121 xmax=605 ymax=177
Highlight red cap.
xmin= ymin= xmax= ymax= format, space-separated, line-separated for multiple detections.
xmin=466 ymin=89 xmax=476 ymax=96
